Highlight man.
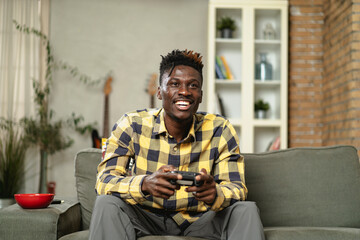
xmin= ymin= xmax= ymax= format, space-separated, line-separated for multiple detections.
xmin=89 ymin=49 xmax=265 ymax=240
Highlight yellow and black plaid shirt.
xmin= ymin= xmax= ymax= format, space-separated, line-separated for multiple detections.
xmin=96 ymin=108 xmax=247 ymax=229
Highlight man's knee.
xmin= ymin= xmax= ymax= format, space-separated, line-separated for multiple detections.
xmin=93 ymin=195 xmax=127 ymax=214
xmin=231 ymin=201 xmax=260 ymax=218
xmin=90 ymin=195 xmax=137 ymax=240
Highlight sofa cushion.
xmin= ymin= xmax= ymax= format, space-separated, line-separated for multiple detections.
xmin=140 ymin=237 xmax=204 ymax=240
xmin=264 ymin=227 xmax=360 ymax=240
xmin=74 ymin=148 xmax=102 ymax=230
xmin=59 ymin=229 xmax=204 ymax=240
xmin=244 ymin=145 xmax=360 ymax=228
xmin=59 ymin=230 xmax=89 ymax=240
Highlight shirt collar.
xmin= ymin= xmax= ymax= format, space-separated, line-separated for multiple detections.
xmin=152 ymin=108 xmax=197 ymax=142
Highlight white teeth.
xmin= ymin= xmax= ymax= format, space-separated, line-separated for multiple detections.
xmin=176 ymin=101 xmax=190 ymax=106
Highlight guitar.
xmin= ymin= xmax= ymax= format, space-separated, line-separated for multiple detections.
xmin=146 ymin=73 xmax=158 ymax=108
xmin=92 ymin=75 xmax=113 ymax=148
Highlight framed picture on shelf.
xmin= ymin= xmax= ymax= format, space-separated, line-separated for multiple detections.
xmin=216 ymin=93 xmax=226 ymax=117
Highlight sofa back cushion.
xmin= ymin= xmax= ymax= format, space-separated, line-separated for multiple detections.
xmin=243 ymin=145 xmax=360 ymax=228
xmin=74 ymin=148 xmax=102 ymax=230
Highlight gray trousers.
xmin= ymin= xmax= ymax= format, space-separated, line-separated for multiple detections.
xmin=89 ymin=195 xmax=265 ymax=240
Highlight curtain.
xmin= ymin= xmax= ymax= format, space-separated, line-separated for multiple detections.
xmin=0 ymin=0 xmax=41 ymax=120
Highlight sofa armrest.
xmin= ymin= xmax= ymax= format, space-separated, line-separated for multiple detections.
xmin=0 ymin=199 xmax=82 ymax=240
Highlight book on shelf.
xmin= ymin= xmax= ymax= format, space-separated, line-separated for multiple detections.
xmin=266 ymin=136 xmax=280 ymax=152
xmin=215 ymin=56 xmax=234 ymax=80
xmin=215 ymin=56 xmax=228 ymax=79
xmin=215 ymin=59 xmax=225 ymax=79
xmin=220 ymin=56 xmax=234 ymax=80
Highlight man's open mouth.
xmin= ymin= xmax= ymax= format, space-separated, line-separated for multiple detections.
xmin=175 ymin=100 xmax=192 ymax=110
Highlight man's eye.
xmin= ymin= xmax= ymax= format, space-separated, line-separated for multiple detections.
xmin=190 ymin=83 xmax=199 ymax=88
xmin=170 ymin=82 xmax=179 ymax=87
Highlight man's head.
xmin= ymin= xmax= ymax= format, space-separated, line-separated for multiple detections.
xmin=159 ymin=49 xmax=203 ymax=86
xmin=157 ymin=49 xmax=204 ymax=125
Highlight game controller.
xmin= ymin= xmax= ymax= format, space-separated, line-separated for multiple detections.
xmin=169 ymin=171 xmax=204 ymax=187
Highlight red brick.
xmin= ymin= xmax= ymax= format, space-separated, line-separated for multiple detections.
xmin=288 ymin=1 xmax=358 ymax=150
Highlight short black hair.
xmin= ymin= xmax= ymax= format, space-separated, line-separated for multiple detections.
xmin=159 ymin=49 xmax=203 ymax=85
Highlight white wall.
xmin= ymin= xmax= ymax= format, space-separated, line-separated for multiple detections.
xmin=24 ymin=0 xmax=208 ymax=197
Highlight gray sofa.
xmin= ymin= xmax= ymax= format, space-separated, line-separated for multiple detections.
xmin=1 ymin=145 xmax=360 ymax=240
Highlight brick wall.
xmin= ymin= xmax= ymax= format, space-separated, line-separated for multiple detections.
xmin=288 ymin=0 xmax=325 ymax=147
xmin=288 ymin=0 xmax=360 ymax=152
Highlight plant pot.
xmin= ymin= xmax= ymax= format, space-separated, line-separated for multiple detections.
xmin=255 ymin=110 xmax=267 ymax=119
xmin=221 ymin=28 xmax=233 ymax=38
xmin=47 ymin=181 xmax=56 ymax=194
xmin=0 ymin=198 xmax=16 ymax=209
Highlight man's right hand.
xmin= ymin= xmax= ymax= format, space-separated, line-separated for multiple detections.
xmin=141 ymin=165 xmax=181 ymax=199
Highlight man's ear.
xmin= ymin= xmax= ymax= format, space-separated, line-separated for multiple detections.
xmin=157 ymin=86 xmax=162 ymax=100
xmin=200 ymin=90 xmax=203 ymax=103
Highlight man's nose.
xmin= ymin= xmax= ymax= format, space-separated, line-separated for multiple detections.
xmin=178 ymin=84 xmax=190 ymax=95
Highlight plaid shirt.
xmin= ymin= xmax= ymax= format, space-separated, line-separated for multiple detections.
xmin=96 ymin=108 xmax=247 ymax=229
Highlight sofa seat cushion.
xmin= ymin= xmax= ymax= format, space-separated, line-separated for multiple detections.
xmin=59 ymin=227 xmax=360 ymax=240
xmin=59 ymin=230 xmax=89 ymax=240
xmin=264 ymin=227 xmax=360 ymax=240
xmin=59 ymin=230 xmax=204 ymax=240
xmin=140 ymin=237 xmax=204 ymax=240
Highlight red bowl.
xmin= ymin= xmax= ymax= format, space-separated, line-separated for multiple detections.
xmin=14 ymin=193 xmax=55 ymax=209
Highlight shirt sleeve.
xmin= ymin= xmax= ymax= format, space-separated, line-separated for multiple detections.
xmin=207 ymin=119 xmax=248 ymax=211
xmin=95 ymin=115 xmax=147 ymax=205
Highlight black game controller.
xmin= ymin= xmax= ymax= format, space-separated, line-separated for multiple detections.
xmin=169 ymin=171 xmax=204 ymax=187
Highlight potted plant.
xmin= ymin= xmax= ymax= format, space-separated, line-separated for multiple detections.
xmin=13 ymin=20 xmax=99 ymax=193
xmin=0 ymin=119 xmax=29 ymax=208
xmin=217 ymin=16 xmax=237 ymax=38
xmin=254 ymin=99 xmax=270 ymax=119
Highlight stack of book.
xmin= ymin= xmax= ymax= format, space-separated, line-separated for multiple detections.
xmin=215 ymin=56 xmax=234 ymax=80
xmin=266 ymin=136 xmax=280 ymax=151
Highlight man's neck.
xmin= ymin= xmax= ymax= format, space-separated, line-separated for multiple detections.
xmin=164 ymin=115 xmax=193 ymax=143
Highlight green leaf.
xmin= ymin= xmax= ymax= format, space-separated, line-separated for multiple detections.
xmin=0 ymin=119 xmax=29 ymax=198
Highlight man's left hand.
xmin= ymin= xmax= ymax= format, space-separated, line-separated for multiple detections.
xmin=185 ymin=168 xmax=216 ymax=205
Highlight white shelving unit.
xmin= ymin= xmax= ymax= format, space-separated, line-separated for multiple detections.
xmin=207 ymin=0 xmax=288 ymax=153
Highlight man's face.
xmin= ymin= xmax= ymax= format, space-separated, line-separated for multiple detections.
xmin=157 ymin=65 xmax=203 ymax=123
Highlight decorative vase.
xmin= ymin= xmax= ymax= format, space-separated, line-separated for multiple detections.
xmin=221 ymin=28 xmax=233 ymax=38
xmin=39 ymin=150 xmax=48 ymax=193
xmin=255 ymin=110 xmax=267 ymax=119
xmin=47 ymin=181 xmax=56 ymax=194
xmin=255 ymin=53 xmax=273 ymax=81
xmin=263 ymin=23 xmax=276 ymax=40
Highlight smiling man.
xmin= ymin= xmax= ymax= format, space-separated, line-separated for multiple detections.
xmin=89 ymin=49 xmax=265 ymax=240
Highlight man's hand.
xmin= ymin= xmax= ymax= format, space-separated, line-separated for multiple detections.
xmin=141 ymin=165 xmax=181 ymax=199
xmin=185 ymin=168 xmax=216 ymax=205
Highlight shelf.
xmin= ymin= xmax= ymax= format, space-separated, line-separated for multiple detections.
xmin=254 ymin=39 xmax=281 ymax=44
xmin=208 ymin=0 xmax=288 ymax=153
xmin=228 ymin=119 xmax=282 ymax=128
xmin=253 ymin=119 xmax=281 ymax=127
xmin=216 ymin=79 xmax=242 ymax=85
xmin=216 ymin=38 xmax=242 ymax=44
xmin=228 ymin=118 xmax=242 ymax=127
xmin=254 ymin=80 xmax=281 ymax=88
xmin=254 ymin=80 xmax=280 ymax=84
